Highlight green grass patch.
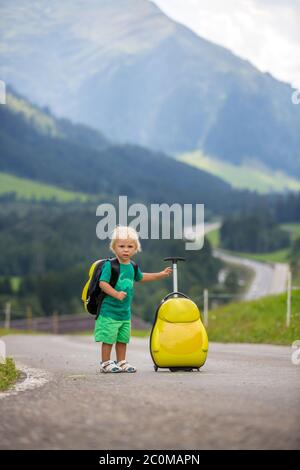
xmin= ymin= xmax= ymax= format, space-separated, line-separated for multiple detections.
xmin=178 ymin=151 xmax=300 ymax=194
xmin=207 ymin=290 xmax=300 ymax=345
xmin=0 ymin=275 xmax=22 ymax=293
xmin=205 ymin=224 xmax=297 ymax=263
xmin=205 ymin=228 xmax=220 ymax=248
xmin=10 ymin=276 xmax=21 ymax=293
xmin=0 ymin=357 xmax=20 ymax=392
xmin=205 ymin=224 xmax=289 ymax=267
xmin=7 ymin=92 xmax=61 ymax=138
xmin=0 ymin=172 xmax=89 ymax=202
xmin=131 ymin=329 xmax=151 ymax=337
xmin=280 ymin=223 xmax=300 ymax=241
xmin=225 ymin=248 xmax=290 ymax=264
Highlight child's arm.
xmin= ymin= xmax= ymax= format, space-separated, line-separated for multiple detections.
xmin=99 ymin=281 xmax=127 ymax=300
xmin=139 ymin=267 xmax=172 ymax=283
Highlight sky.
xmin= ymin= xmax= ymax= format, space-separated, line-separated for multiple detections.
xmin=152 ymin=0 xmax=300 ymax=89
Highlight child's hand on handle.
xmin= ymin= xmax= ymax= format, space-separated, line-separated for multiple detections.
xmin=161 ymin=267 xmax=173 ymax=278
xmin=116 ymin=291 xmax=127 ymax=301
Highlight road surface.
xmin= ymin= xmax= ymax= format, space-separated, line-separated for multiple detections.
xmin=1 ymin=334 xmax=299 ymax=450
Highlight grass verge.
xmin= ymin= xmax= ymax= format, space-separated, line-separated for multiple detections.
xmin=0 ymin=357 xmax=20 ymax=392
xmin=207 ymin=290 xmax=300 ymax=345
xmin=227 ymin=248 xmax=290 ymax=264
xmin=0 ymin=171 xmax=88 ymax=202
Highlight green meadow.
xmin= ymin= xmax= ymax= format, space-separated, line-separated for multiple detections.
xmin=0 ymin=172 xmax=89 ymax=202
xmin=207 ymin=290 xmax=300 ymax=345
xmin=178 ymin=151 xmax=300 ymax=194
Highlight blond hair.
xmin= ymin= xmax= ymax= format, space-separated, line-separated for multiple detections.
xmin=109 ymin=225 xmax=142 ymax=254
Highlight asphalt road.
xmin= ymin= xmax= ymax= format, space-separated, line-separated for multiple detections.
xmin=1 ymin=334 xmax=299 ymax=450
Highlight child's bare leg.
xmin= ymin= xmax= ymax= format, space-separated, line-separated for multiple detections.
xmin=116 ymin=342 xmax=127 ymax=362
xmin=102 ymin=342 xmax=113 ymax=362
xmin=116 ymin=342 xmax=136 ymax=372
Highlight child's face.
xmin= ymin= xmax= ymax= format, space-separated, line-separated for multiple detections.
xmin=114 ymin=238 xmax=136 ymax=262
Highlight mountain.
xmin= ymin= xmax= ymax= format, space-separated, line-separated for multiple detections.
xmin=0 ymin=86 xmax=242 ymax=213
xmin=3 ymin=86 xmax=109 ymax=151
xmin=1 ymin=0 xmax=299 ymax=178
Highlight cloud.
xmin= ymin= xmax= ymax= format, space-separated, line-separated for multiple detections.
xmin=152 ymin=0 xmax=300 ymax=89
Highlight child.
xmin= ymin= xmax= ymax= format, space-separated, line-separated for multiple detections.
xmin=94 ymin=225 xmax=172 ymax=373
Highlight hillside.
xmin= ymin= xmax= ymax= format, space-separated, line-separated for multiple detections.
xmin=178 ymin=151 xmax=300 ymax=194
xmin=207 ymin=292 xmax=300 ymax=345
xmin=0 ymin=87 xmax=239 ymax=212
xmin=0 ymin=172 xmax=88 ymax=202
xmin=1 ymin=0 xmax=299 ymax=176
xmin=0 ymin=200 xmax=222 ymax=319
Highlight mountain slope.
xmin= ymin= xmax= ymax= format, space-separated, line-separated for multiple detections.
xmin=5 ymin=87 xmax=109 ymax=151
xmin=0 ymin=87 xmax=240 ymax=212
xmin=1 ymin=0 xmax=299 ymax=176
xmin=0 ymin=172 xmax=88 ymax=201
xmin=178 ymin=151 xmax=300 ymax=194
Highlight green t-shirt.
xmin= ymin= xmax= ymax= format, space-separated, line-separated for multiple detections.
xmin=99 ymin=260 xmax=143 ymax=320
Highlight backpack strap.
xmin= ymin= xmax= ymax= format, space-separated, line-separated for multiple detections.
xmin=95 ymin=257 xmax=120 ymax=319
xmin=103 ymin=258 xmax=139 ymax=286
xmin=109 ymin=257 xmax=120 ymax=287
xmin=111 ymin=258 xmax=139 ymax=281
xmin=130 ymin=259 xmax=139 ymax=280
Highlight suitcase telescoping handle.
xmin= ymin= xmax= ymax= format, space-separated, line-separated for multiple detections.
xmin=164 ymin=257 xmax=186 ymax=293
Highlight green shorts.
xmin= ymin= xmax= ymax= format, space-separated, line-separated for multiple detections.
xmin=94 ymin=315 xmax=131 ymax=344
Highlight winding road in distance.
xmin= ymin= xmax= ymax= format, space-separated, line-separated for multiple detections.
xmin=185 ymin=222 xmax=289 ymax=299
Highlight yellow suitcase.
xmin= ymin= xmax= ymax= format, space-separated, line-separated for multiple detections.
xmin=150 ymin=257 xmax=208 ymax=372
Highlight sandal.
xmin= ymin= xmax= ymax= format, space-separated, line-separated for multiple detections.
xmin=117 ymin=360 xmax=137 ymax=373
xmin=100 ymin=360 xmax=122 ymax=373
